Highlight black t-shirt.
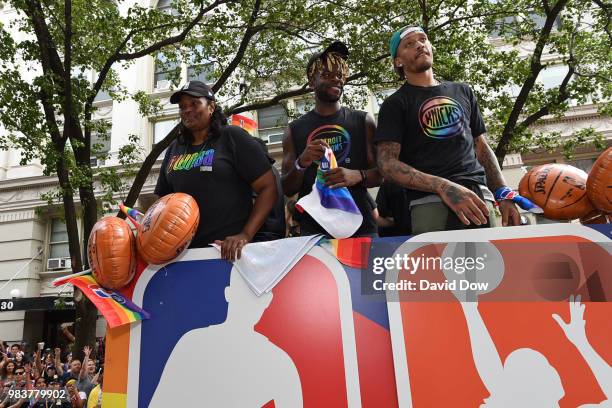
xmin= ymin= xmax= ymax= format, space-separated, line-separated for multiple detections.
xmin=155 ymin=125 xmax=272 ymax=247
xmin=375 ymin=81 xmax=487 ymax=201
xmin=290 ymin=107 xmax=377 ymax=235
xmin=375 ymin=181 xmax=410 ymax=236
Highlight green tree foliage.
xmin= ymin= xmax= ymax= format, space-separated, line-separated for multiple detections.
xmin=0 ymin=0 xmax=608 ymax=350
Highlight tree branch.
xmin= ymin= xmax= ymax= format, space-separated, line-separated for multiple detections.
xmin=494 ymin=0 xmax=569 ymax=162
xmin=228 ymin=84 xmax=311 ymax=115
xmin=117 ymin=124 xmax=180 ymax=213
xmin=432 ymin=8 xmax=520 ymax=31
xmin=115 ymin=0 xmax=228 ymax=61
xmin=225 ymin=51 xmax=387 ymax=114
xmin=591 ymin=0 xmax=612 ymax=43
xmin=38 ymin=90 xmax=64 ymax=145
xmin=517 ymin=61 xmax=575 ymax=130
xmin=23 ymin=0 xmax=66 ymax=78
xmin=86 ymin=1 xmax=229 ymax=124
xmin=212 ymin=0 xmax=262 ymax=93
xmin=63 ymin=0 xmax=75 ymax=143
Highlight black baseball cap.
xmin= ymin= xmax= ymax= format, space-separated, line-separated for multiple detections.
xmin=306 ymin=41 xmax=350 ymax=75
xmin=170 ymin=81 xmax=215 ymax=103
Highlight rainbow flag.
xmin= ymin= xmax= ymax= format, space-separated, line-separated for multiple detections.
xmin=296 ymin=148 xmax=363 ymax=238
xmin=119 ymin=203 xmax=144 ymax=227
xmin=231 ymin=114 xmax=257 ymax=135
xmin=54 ymin=273 xmax=149 ymax=328
xmin=320 ymin=237 xmax=371 ymax=268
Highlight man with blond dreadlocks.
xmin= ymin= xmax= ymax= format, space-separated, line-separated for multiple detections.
xmin=281 ymin=41 xmax=381 ymax=237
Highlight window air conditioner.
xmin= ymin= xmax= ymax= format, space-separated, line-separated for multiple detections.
xmin=47 ymin=258 xmax=71 ymax=270
xmin=90 ymin=157 xmax=105 ymax=167
xmin=267 ymin=133 xmax=284 ymax=144
xmin=156 ymin=79 xmax=171 ymax=90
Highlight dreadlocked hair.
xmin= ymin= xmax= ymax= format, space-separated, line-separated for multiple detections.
xmin=307 ymin=52 xmax=349 ymax=81
xmin=178 ymin=99 xmax=228 ymax=145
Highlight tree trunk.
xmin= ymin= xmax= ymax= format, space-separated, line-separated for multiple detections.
xmin=54 ymin=152 xmax=95 ymax=361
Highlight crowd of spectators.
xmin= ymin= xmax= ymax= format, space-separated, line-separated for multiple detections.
xmin=0 ymin=329 xmax=104 ymax=408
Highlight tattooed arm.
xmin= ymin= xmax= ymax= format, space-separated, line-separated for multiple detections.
xmin=474 ymin=134 xmax=520 ymax=226
xmin=376 ymin=141 xmax=489 ymax=226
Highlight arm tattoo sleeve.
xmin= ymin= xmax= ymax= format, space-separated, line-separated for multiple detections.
xmin=376 ymin=141 xmax=443 ymax=193
xmin=474 ymin=134 xmax=506 ymax=192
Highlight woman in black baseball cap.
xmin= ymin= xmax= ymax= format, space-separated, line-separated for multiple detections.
xmin=154 ymin=81 xmax=278 ymax=260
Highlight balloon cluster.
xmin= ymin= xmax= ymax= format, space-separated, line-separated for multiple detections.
xmin=517 ymin=147 xmax=611 ymax=224
xmin=87 ymin=193 xmax=200 ymax=290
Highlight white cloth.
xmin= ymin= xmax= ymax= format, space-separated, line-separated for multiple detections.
xmin=213 ymin=235 xmax=322 ymax=296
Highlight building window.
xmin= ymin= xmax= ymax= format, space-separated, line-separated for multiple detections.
xmin=490 ymin=16 xmax=517 ymax=38
xmin=154 ymin=54 xmax=180 ymax=90
xmin=566 ymin=158 xmax=596 ymax=173
xmin=257 ymin=105 xmax=288 ymax=144
xmin=94 ymin=89 xmax=112 ymax=102
xmin=539 ymin=65 xmax=569 ymax=90
xmin=153 ymin=118 xmax=180 ymax=147
xmin=186 ymin=45 xmax=216 ymax=85
xmin=90 ymin=132 xmax=111 ymax=167
xmin=294 ymin=98 xmax=314 ymax=116
xmin=49 ymin=219 xmax=70 ymax=259
xmin=187 ymin=64 xmax=215 ymax=85
xmin=373 ymin=88 xmax=396 ymax=122
xmin=529 ymin=13 xmax=562 ymax=31
xmin=156 ymin=0 xmax=177 ymax=15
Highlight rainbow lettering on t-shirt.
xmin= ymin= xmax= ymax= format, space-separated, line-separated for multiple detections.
xmin=418 ymin=96 xmax=465 ymax=139
xmin=306 ymin=125 xmax=351 ymax=163
xmin=166 ymin=149 xmax=215 ymax=173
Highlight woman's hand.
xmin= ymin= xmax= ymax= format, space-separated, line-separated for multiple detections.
xmin=214 ymin=232 xmax=250 ymax=261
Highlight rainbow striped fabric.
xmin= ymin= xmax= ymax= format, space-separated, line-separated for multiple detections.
xmin=296 ymin=148 xmax=363 ymax=238
xmin=231 ymin=114 xmax=257 ymax=135
xmin=54 ymin=274 xmax=149 ymax=328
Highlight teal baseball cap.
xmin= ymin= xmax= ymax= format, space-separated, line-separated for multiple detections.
xmin=389 ymin=25 xmax=426 ymax=59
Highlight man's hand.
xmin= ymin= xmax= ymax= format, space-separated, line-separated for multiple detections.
xmin=297 ymin=139 xmax=329 ymax=168
xmin=214 ymin=232 xmax=250 ymax=262
xmin=498 ymin=200 xmax=520 ymax=226
xmin=437 ymin=180 xmax=489 ymax=226
xmin=323 ymin=167 xmax=363 ymax=189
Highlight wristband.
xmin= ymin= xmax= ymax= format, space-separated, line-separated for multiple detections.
xmin=494 ymin=186 xmax=543 ymax=213
xmin=294 ymin=158 xmax=307 ymax=171
xmin=359 ymin=170 xmax=367 ymax=187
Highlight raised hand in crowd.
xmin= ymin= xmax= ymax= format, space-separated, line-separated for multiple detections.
xmin=79 ymin=347 xmax=91 ymax=380
xmin=54 ymin=348 xmax=64 ymax=376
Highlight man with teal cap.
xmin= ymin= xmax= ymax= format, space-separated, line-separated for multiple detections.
xmin=375 ymin=25 xmax=520 ymax=234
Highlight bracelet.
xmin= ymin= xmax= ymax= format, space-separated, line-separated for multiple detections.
xmin=359 ymin=170 xmax=367 ymax=187
xmin=294 ymin=158 xmax=307 ymax=171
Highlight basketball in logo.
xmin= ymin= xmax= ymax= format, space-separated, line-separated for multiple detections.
xmin=518 ymin=164 xmax=594 ymax=220
xmin=419 ymin=97 xmax=465 ymax=139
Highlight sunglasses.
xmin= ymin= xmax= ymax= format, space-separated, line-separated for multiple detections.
xmin=15 ymin=371 xmax=25 ymax=375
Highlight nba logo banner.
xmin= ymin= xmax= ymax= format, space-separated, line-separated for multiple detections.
xmin=386 ymin=224 xmax=611 ymax=408
xmin=102 ymin=245 xmax=397 ymax=407
xmin=102 ymin=224 xmax=610 ymax=407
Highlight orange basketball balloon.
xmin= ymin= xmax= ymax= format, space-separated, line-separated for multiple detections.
xmin=88 ymin=217 xmax=137 ymax=290
xmin=586 ymin=147 xmax=612 ymax=213
xmin=136 ymin=193 xmax=200 ymax=265
xmin=518 ymin=163 xmax=594 ymax=220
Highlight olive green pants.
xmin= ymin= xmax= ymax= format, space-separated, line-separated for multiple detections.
xmin=411 ymin=201 xmax=500 ymax=236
